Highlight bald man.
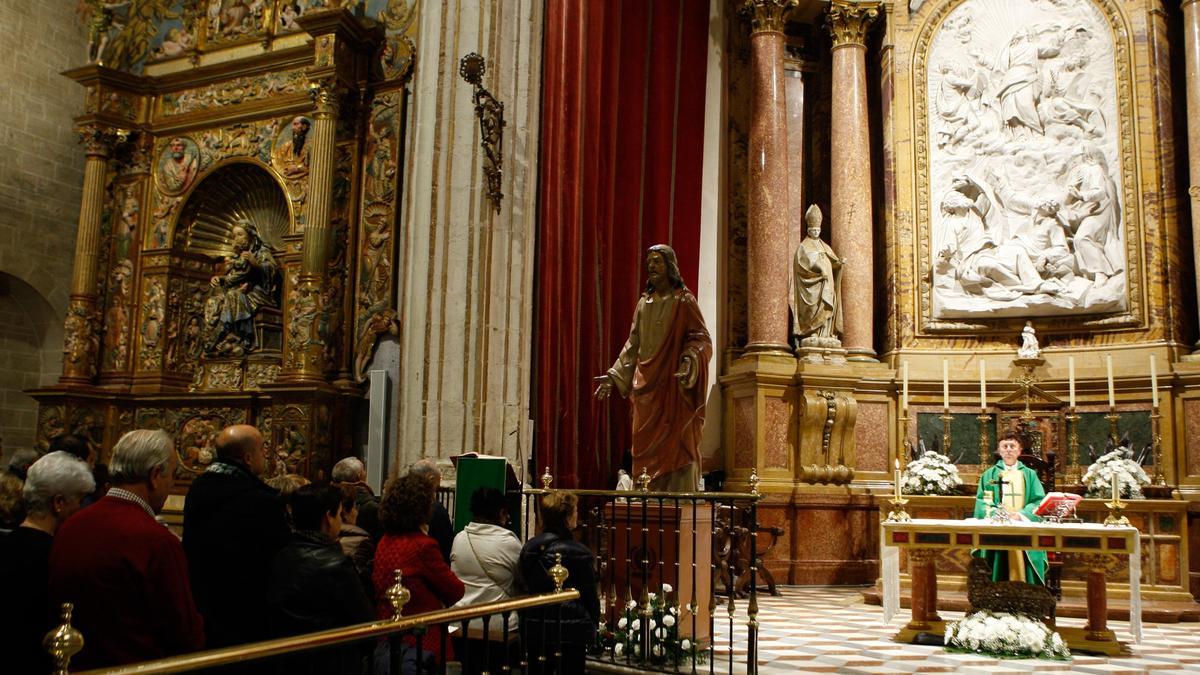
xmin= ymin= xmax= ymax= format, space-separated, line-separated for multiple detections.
xmin=183 ymin=424 xmax=289 ymax=649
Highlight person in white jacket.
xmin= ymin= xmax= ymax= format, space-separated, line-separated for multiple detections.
xmin=450 ymin=487 xmax=523 ymax=638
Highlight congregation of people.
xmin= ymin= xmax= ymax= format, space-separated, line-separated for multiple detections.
xmin=0 ymin=425 xmax=599 ymax=674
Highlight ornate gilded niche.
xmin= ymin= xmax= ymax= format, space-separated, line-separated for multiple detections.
xmin=911 ymin=0 xmax=1144 ymax=333
xmin=33 ymin=7 xmax=417 ymax=485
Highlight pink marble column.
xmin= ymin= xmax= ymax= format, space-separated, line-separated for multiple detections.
xmin=1185 ymin=0 xmax=1200 ymax=348
xmin=743 ymin=0 xmax=798 ymax=353
xmin=827 ymin=1 xmax=879 ymax=361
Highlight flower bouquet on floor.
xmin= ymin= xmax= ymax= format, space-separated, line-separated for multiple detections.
xmin=1082 ymin=449 xmax=1150 ymax=500
xmin=900 ymin=451 xmax=963 ymax=496
xmin=597 ymin=583 xmax=706 ymax=666
xmin=944 ymin=610 xmax=1071 ymax=661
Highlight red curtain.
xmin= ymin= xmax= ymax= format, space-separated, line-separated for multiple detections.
xmin=535 ymin=0 xmax=709 ymax=488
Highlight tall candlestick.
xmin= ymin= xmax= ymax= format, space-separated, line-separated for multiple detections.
xmin=1068 ymin=356 xmax=1076 ymax=408
xmin=1111 ymin=471 xmax=1118 ymax=503
xmin=901 ymin=361 xmax=909 ymax=414
xmin=1150 ymin=354 xmax=1159 ymax=409
xmin=894 ymin=458 xmax=902 ymax=500
xmin=1106 ymin=354 xmax=1115 ymax=408
xmin=943 ymin=359 xmax=950 ymax=410
xmin=979 ymin=360 xmax=987 ymax=411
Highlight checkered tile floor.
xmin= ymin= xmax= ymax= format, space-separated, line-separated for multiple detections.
xmin=705 ymin=586 xmax=1200 ymax=674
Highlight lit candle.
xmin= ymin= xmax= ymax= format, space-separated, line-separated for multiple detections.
xmin=1150 ymin=354 xmax=1159 ymax=410
xmin=1106 ymin=354 xmax=1115 ymax=408
xmin=895 ymin=458 xmax=902 ymax=500
xmin=901 ymin=361 xmax=909 ymax=415
xmin=943 ymin=359 xmax=950 ymax=410
xmin=979 ymin=360 xmax=987 ymax=411
xmin=1068 ymin=356 xmax=1076 ymax=408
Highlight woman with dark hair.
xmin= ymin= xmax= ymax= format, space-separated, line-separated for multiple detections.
xmin=372 ymin=473 xmax=464 ymax=664
xmin=519 ymin=490 xmax=599 ymax=673
xmin=451 ymin=487 xmax=522 ymax=613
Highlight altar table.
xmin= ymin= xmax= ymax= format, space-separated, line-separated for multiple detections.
xmin=881 ymin=518 xmax=1141 ymax=654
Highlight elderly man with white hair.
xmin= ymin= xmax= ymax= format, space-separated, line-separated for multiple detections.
xmin=49 ymin=429 xmax=205 ymax=668
xmin=331 ymin=455 xmax=380 ymax=540
xmin=0 ymin=451 xmax=93 ymax=672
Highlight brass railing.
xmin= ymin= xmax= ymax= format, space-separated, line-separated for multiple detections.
xmin=53 ymin=589 xmax=578 ymax=674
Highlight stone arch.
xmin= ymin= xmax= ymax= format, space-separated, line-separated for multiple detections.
xmin=0 ymin=272 xmax=62 ymax=450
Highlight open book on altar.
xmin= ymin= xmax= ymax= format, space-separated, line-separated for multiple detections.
xmin=1035 ymin=491 xmax=1083 ymax=518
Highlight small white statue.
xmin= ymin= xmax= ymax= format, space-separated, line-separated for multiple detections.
xmin=1017 ymin=321 xmax=1039 ymax=359
xmin=615 ymin=469 xmax=633 ymax=492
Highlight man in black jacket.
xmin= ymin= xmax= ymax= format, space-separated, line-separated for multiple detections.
xmin=267 ymin=484 xmax=373 ymax=674
xmin=183 ymin=424 xmax=290 ymax=649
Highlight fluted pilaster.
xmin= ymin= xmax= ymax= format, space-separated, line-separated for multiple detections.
xmin=61 ymin=125 xmax=122 ymax=384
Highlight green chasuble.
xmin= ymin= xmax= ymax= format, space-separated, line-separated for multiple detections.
xmin=971 ymin=460 xmax=1048 ymax=585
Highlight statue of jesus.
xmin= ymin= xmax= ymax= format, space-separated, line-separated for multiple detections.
xmin=594 ymin=245 xmax=712 ymax=492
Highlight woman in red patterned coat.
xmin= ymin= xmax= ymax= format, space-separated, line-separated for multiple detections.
xmin=372 ymin=473 xmax=465 ymax=663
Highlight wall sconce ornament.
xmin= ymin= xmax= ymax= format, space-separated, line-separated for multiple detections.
xmin=459 ymin=52 xmax=505 ymax=211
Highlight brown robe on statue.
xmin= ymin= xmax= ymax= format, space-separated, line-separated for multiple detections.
xmin=607 ymin=288 xmax=712 ymax=488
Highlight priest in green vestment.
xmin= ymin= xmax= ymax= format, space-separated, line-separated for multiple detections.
xmin=972 ymin=430 xmax=1048 ymax=585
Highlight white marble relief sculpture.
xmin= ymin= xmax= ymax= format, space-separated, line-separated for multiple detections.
xmin=927 ymin=0 xmax=1126 ymax=319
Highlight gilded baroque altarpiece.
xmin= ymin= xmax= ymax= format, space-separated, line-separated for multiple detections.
xmin=33 ymin=2 xmax=420 ymax=485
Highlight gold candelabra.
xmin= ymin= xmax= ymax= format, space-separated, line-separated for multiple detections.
xmin=885 ymin=495 xmax=911 ymax=523
xmin=899 ymin=411 xmax=913 ymax=463
xmin=1104 ymin=494 xmax=1130 ymax=527
xmin=1151 ymin=407 xmax=1166 ymax=486
xmin=977 ymin=412 xmax=991 ymax=466
xmin=1105 ymin=407 xmax=1120 ymax=446
xmin=1065 ymin=407 xmax=1081 ymax=485
xmin=940 ymin=411 xmax=953 ymax=456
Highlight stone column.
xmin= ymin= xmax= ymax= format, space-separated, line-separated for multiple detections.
xmin=742 ymin=0 xmax=798 ymax=353
xmin=285 ymin=82 xmax=340 ymax=382
xmin=827 ymin=1 xmax=879 ymax=361
xmin=1185 ymin=0 xmax=1200 ymax=347
xmin=61 ymin=125 xmax=120 ymax=384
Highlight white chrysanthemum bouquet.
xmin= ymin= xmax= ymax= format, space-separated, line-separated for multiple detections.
xmin=945 ymin=610 xmax=1070 ymax=661
xmin=598 ymin=583 xmax=705 ymax=666
xmin=901 ymin=451 xmax=963 ymax=496
xmin=1082 ymin=449 xmax=1150 ymax=500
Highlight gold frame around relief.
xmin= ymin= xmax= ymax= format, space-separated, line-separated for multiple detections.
xmin=908 ymin=0 xmax=1146 ymax=335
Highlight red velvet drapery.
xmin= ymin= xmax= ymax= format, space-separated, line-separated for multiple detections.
xmin=534 ymin=0 xmax=709 ymax=488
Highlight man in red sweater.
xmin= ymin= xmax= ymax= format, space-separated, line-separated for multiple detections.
xmin=48 ymin=429 xmax=205 ymax=668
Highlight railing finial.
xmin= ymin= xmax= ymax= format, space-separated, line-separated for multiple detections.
xmin=549 ymin=552 xmax=569 ymax=592
xmin=386 ymin=569 xmax=411 ymax=620
xmin=541 ymin=466 xmax=553 ymax=489
xmin=44 ymin=602 xmax=83 ymax=675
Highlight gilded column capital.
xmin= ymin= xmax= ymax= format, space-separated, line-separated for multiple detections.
xmin=740 ymin=0 xmax=799 ymax=34
xmin=75 ymin=123 xmax=127 ymax=158
xmin=307 ymin=79 xmax=342 ymax=119
xmin=827 ymin=1 xmax=881 ymax=49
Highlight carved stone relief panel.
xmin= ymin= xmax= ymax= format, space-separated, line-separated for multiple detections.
xmin=923 ymin=0 xmax=1130 ymax=321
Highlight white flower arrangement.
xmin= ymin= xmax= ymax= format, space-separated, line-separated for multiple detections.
xmin=945 ymin=610 xmax=1070 ymax=661
xmin=1082 ymin=449 xmax=1150 ymax=500
xmin=598 ymin=584 xmax=706 ymax=666
xmin=901 ymin=451 xmax=964 ymax=496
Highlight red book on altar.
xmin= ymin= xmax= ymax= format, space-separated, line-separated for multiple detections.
xmin=1035 ymin=492 xmax=1082 ymax=518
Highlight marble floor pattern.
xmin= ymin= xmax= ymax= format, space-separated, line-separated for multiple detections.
xmin=704 ymin=585 xmax=1200 ymax=674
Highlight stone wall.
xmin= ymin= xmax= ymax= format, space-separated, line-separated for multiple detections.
xmin=0 ymin=1 xmax=87 ymax=456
